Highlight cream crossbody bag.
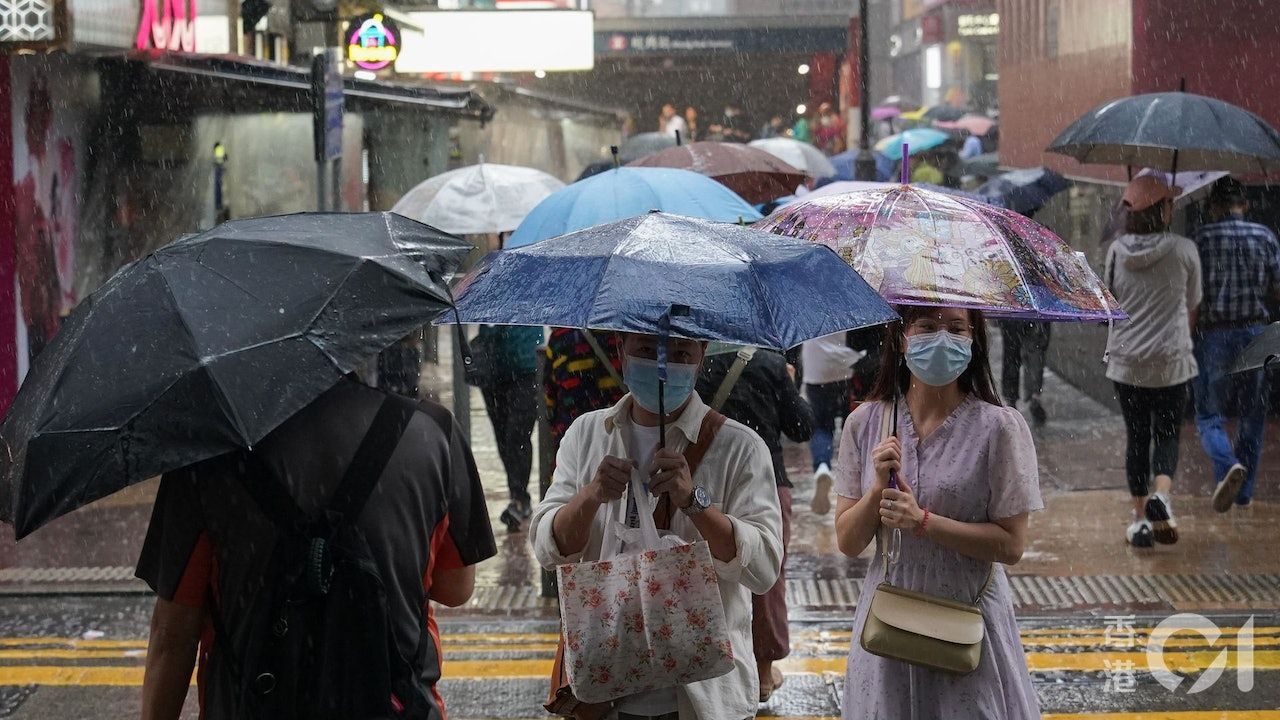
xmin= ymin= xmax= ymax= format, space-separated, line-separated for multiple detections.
xmin=858 ymin=402 xmax=994 ymax=675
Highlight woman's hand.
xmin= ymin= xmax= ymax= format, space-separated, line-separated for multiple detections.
xmin=871 ymin=436 xmax=901 ymax=491
xmin=879 ymin=479 xmax=924 ymax=531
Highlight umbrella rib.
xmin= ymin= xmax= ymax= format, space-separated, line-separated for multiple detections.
xmin=963 ymin=201 xmax=1036 ymax=308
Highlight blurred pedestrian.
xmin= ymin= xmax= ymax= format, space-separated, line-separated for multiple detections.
xmin=138 ymin=376 xmax=495 ymax=720
xmin=531 ymin=333 xmax=783 ymax=720
xmin=1191 ymin=177 xmax=1280 ymax=511
xmin=660 ymin=103 xmax=688 ymax=138
xmin=960 ymin=132 xmax=984 ymax=160
xmin=684 ymin=106 xmax=702 ymax=142
xmin=792 ymin=109 xmax=813 ymax=144
xmin=760 ymin=114 xmax=786 ymax=139
xmin=833 ymin=305 xmax=1042 ymax=720
xmin=1104 ymin=176 xmax=1201 ymax=548
xmin=802 ymin=332 xmax=863 ymax=516
xmin=473 ymin=322 xmax=544 ymax=532
xmin=813 ymin=102 xmax=846 ymax=155
xmin=903 ymin=153 xmax=944 ymax=185
xmin=998 ymin=320 xmax=1050 ymax=425
xmin=696 ymin=347 xmax=812 ymax=702
xmin=544 ymin=327 xmax=625 ymax=461
xmin=718 ymin=103 xmax=752 ymax=143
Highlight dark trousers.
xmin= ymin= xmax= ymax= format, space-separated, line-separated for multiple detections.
xmin=805 ymin=380 xmax=849 ymax=469
xmin=481 ymin=372 xmax=540 ymax=506
xmin=1114 ymin=382 xmax=1187 ymax=498
xmin=999 ymin=321 xmax=1050 ymax=404
xmin=752 ymin=486 xmax=791 ymax=663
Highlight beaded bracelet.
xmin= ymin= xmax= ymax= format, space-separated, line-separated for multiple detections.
xmin=914 ymin=507 xmax=931 ymax=538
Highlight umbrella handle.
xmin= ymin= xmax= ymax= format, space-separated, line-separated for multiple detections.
xmin=658 ymin=379 xmax=666 ymax=450
xmin=900 ymin=142 xmax=910 ymax=184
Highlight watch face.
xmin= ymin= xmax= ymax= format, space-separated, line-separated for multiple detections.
xmin=694 ymin=486 xmax=711 ymax=508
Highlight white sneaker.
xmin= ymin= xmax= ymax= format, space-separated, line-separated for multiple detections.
xmin=1213 ymin=464 xmax=1246 ymax=513
xmin=810 ymin=463 xmax=834 ymax=516
xmin=1125 ymin=519 xmax=1154 ymax=548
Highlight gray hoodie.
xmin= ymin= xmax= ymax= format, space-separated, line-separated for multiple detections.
xmin=1104 ymin=232 xmax=1202 ymax=387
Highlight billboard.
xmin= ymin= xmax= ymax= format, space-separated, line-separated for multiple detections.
xmin=396 ymin=10 xmax=593 ymax=73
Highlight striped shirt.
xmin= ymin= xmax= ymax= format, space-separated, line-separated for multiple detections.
xmin=1193 ymin=217 xmax=1280 ymax=326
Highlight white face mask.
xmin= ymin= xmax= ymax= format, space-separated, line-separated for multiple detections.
xmin=904 ymin=331 xmax=973 ymax=387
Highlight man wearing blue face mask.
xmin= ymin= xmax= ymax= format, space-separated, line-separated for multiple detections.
xmin=530 ymin=332 xmax=785 ymax=720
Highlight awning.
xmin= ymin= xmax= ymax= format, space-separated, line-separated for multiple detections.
xmin=105 ymin=50 xmax=495 ymax=122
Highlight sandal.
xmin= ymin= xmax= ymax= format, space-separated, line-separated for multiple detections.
xmin=758 ymin=666 xmax=785 ymax=703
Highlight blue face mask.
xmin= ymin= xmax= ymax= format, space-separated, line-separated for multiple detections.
xmin=624 ymin=355 xmax=698 ymax=415
xmin=905 ymin=331 xmax=973 ymax=387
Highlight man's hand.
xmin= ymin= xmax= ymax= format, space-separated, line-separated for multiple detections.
xmin=588 ymin=456 xmax=634 ymax=504
xmin=648 ymin=448 xmax=694 ymax=508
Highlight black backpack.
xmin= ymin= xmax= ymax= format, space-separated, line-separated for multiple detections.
xmin=213 ymin=394 xmax=432 ymax=720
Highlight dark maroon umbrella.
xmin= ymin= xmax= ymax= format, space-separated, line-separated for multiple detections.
xmin=627 ymin=141 xmax=806 ymax=204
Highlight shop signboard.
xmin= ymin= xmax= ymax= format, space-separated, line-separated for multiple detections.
xmin=136 ymin=0 xmax=197 ymax=52
xmin=396 ymin=10 xmax=592 ymax=73
xmin=596 ymin=26 xmax=848 ymax=56
xmin=957 ymin=13 xmax=999 ymax=37
xmin=346 ymin=12 xmax=401 ymax=72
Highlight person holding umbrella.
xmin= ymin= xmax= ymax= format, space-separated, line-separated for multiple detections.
xmin=1191 ymin=178 xmax=1280 ymax=511
xmin=831 ymin=304 xmax=1042 ymax=720
xmin=1104 ymin=176 xmax=1202 ymax=547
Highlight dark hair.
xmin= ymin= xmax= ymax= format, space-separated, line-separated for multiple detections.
xmin=1209 ymin=177 xmax=1247 ymax=208
xmin=1124 ymin=199 xmax=1170 ymax=235
xmin=867 ymin=305 xmax=1003 ymax=406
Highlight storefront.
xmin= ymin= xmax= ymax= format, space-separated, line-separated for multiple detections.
xmin=887 ymin=0 xmax=997 ymax=111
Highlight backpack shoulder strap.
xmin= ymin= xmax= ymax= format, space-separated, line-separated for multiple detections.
xmin=710 ymin=347 xmax=757 ymax=411
xmin=326 ymin=393 xmax=418 ymax=522
xmin=581 ymin=330 xmax=623 ymax=386
xmin=237 ymin=451 xmax=309 ymax=537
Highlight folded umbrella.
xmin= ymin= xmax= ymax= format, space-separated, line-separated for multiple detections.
xmin=756 ymin=184 xmax=1123 ymax=322
xmin=748 ymin=138 xmax=838 ymax=179
xmin=448 ymin=212 xmax=898 ymax=350
xmin=507 ymin=167 xmax=761 ymax=248
xmin=628 ymin=141 xmax=806 ymax=204
xmin=392 ymin=161 xmax=565 ymax=235
xmin=1047 ymin=91 xmax=1280 ymax=174
xmin=0 ymin=212 xmax=470 ymax=538
xmin=1229 ymin=323 xmax=1280 ymax=373
xmin=977 ymin=167 xmax=1071 ymax=215
xmin=876 ymin=129 xmax=951 ymax=160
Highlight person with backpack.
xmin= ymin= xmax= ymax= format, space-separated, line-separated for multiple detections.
xmin=137 ymin=376 xmax=496 ymax=720
xmin=531 ymin=332 xmax=784 ymax=720
xmin=696 ymin=346 xmax=813 ymax=703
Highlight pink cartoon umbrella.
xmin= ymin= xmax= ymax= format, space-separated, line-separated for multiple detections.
xmin=755 ymin=183 xmax=1124 ymax=321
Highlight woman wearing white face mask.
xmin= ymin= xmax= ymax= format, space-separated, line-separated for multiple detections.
xmin=832 ymin=306 xmax=1044 ymax=720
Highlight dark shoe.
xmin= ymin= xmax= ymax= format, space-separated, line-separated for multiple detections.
xmin=1213 ymin=464 xmax=1247 ymax=513
xmin=1029 ymin=398 xmax=1047 ymax=426
xmin=1144 ymin=493 xmax=1178 ymax=545
xmin=1126 ymin=519 xmax=1154 ymax=548
xmin=500 ymin=502 xmax=526 ymax=533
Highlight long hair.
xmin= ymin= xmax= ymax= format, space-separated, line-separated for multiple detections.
xmin=867 ymin=305 xmax=1003 ymax=406
xmin=1124 ymin=199 xmax=1170 ymax=235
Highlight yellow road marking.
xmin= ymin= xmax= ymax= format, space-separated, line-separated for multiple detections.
xmin=0 ymin=667 xmax=150 ymax=686
xmin=0 ymin=638 xmax=150 ymax=648
xmin=0 ymin=649 xmax=146 ymax=660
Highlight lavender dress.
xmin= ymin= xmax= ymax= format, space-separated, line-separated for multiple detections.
xmin=834 ymin=397 xmax=1043 ymax=720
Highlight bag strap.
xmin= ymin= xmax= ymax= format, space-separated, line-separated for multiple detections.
xmin=652 ymin=409 xmax=727 ymax=530
xmin=710 ymin=347 xmax=757 ymax=411
xmin=581 ymin=329 xmax=623 ymax=386
xmin=326 ymin=393 xmax=418 ymax=522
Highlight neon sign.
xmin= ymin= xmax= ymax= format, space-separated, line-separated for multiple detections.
xmin=347 ymin=13 xmax=400 ymax=71
xmin=136 ymin=0 xmax=197 ymax=53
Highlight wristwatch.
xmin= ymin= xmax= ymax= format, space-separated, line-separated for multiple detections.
xmin=681 ymin=486 xmax=711 ymax=516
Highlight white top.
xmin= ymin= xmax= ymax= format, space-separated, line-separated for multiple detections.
xmin=531 ymin=393 xmax=784 ymax=720
xmin=663 ymin=115 xmax=690 ymax=138
xmin=801 ymin=332 xmax=864 ymax=385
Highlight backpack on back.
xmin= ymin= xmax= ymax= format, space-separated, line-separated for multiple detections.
xmin=214 ymin=393 xmax=431 ymax=720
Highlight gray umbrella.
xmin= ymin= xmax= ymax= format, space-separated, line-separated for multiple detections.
xmin=1047 ymin=91 xmax=1280 ymax=174
xmin=620 ymin=132 xmax=678 ymax=161
xmin=0 ymin=212 xmax=470 ymax=538
xmin=1229 ymin=323 xmax=1280 ymax=374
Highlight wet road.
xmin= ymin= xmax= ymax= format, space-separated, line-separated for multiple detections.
xmin=0 ymin=595 xmax=1274 ymax=718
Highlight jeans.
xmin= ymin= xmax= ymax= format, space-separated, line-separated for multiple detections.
xmin=805 ymin=380 xmax=849 ymax=469
xmin=1114 ymin=382 xmax=1187 ymax=498
xmin=1191 ymin=326 xmax=1268 ymax=503
xmin=999 ymin=321 xmax=1050 ymax=404
xmin=481 ymin=372 xmax=540 ymax=506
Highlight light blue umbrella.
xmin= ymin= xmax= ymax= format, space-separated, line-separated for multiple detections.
xmin=506 ymin=167 xmax=761 ymax=248
xmin=876 ymin=128 xmax=952 ymax=161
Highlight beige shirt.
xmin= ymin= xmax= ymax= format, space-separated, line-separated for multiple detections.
xmin=530 ymin=392 xmax=784 ymax=720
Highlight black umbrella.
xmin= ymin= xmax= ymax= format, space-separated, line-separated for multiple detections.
xmin=962 ymin=152 xmax=1000 ymax=178
xmin=977 ymin=167 xmax=1071 ymax=216
xmin=1047 ymin=91 xmax=1280 ymax=174
xmin=0 ymin=212 xmax=470 ymax=538
xmin=1229 ymin=323 xmax=1280 ymax=374
xmin=923 ymin=105 xmax=972 ymax=122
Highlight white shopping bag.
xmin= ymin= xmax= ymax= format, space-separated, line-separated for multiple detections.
xmin=556 ymin=485 xmax=734 ymax=704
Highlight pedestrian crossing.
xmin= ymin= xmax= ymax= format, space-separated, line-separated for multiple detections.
xmin=0 ymin=623 xmax=1272 ymax=716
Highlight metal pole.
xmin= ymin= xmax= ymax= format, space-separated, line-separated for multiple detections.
xmin=317 ymin=159 xmax=327 ymax=211
xmin=332 ymin=155 xmax=343 ymax=211
xmin=855 ymin=0 xmax=878 ymax=180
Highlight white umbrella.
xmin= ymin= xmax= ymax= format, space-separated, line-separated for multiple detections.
xmin=749 ymin=138 xmax=837 ymax=179
xmin=392 ymin=162 xmax=565 ymax=235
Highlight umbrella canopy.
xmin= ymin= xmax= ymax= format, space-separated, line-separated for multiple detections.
xmin=1047 ymin=92 xmax=1280 ymax=174
xmin=391 ymin=162 xmax=565 ymax=235
xmin=1229 ymin=323 xmax=1280 ymax=373
xmin=923 ymin=106 xmax=973 ymax=122
xmin=620 ymin=132 xmax=678 ymax=161
xmin=748 ymin=138 xmax=839 ymax=178
xmin=0 ymin=212 xmax=471 ymax=538
xmin=876 ymin=128 xmax=952 ymax=160
xmin=797 ymin=180 xmax=1000 ymax=207
xmin=977 ymin=167 xmax=1071 ymax=215
xmin=756 ymin=185 xmax=1123 ymax=322
xmin=507 ymin=167 xmax=761 ymax=248
xmin=448 ymin=212 xmax=898 ymax=350
xmin=871 ymin=106 xmax=902 ymax=121
xmin=963 ymin=152 xmax=1000 ymax=177
xmin=827 ymin=150 xmax=896 ymax=182
xmin=628 ymin=142 xmax=806 ymax=204
xmin=933 ymin=114 xmax=997 ymax=137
